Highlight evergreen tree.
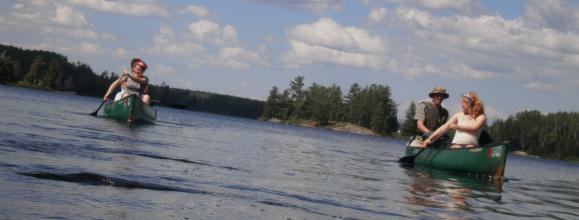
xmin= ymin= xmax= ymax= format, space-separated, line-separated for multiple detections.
xmin=367 ymin=84 xmax=398 ymax=135
xmin=304 ymin=83 xmax=330 ymax=125
xmin=0 ymin=51 xmax=15 ymax=83
xmin=288 ymin=76 xmax=306 ymax=119
xmin=489 ymin=111 xmax=579 ymax=160
xmin=25 ymin=55 xmax=46 ymax=87
xmin=276 ymin=89 xmax=292 ymax=120
xmin=12 ymin=60 xmax=23 ymax=83
xmin=345 ymin=83 xmax=363 ymax=124
xmin=400 ymin=101 xmax=417 ymax=136
xmin=261 ymin=86 xmax=280 ymax=119
xmin=326 ymin=84 xmax=344 ymax=121
xmin=42 ymin=59 xmax=61 ymax=89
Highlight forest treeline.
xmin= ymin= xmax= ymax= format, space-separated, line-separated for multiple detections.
xmin=399 ymin=102 xmax=579 ymax=161
xmin=0 ymin=44 xmax=263 ymax=119
xmin=2 ymin=44 xmax=577 ymax=161
xmin=261 ymin=76 xmax=399 ymax=136
xmin=488 ymin=111 xmax=579 ymax=160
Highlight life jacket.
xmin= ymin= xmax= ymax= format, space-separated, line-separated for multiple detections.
xmin=420 ymin=101 xmax=449 ymax=131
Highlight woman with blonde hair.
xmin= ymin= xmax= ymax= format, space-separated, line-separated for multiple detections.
xmin=422 ymin=92 xmax=486 ymax=148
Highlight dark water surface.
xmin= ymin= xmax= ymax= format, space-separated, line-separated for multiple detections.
xmin=1 ymin=85 xmax=578 ymax=219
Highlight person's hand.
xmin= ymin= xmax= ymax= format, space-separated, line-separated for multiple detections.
xmin=103 ymin=95 xmax=109 ymax=101
xmin=421 ymin=139 xmax=432 ymax=148
xmin=449 ymin=124 xmax=457 ymax=130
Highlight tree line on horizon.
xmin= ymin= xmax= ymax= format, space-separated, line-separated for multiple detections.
xmin=2 ymin=44 xmax=577 ymax=160
xmin=488 ymin=110 xmax=579 ymax=161
xmin=261 ymin=76 xmax=399 ymax=136
xmin=398 ymin=102 xmax=579 ymax=161
xmin=0 ymin=44 xmax=263 ymax=119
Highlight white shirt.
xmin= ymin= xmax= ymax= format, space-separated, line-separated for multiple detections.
xmin=451 ymin=112 xmax=482 ymax=146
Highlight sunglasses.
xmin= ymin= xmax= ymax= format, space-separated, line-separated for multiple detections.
xmin=462 ymin=94 xmax=473 ymax=104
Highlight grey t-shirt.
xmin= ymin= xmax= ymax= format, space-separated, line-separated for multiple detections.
xmin=414 ymin=102 xmax=427 ymax=121
xmin=123 ymin=75 xmax=148 ymax=95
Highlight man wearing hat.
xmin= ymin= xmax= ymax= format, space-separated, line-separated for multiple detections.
xmin=414 ymin=86 xmax=450 ymax=142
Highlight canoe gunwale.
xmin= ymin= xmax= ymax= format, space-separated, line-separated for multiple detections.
xmin=103 ymin=94 xmax=156 ymax=125
xmin=405 ymin=142 xmax=509 ymax=178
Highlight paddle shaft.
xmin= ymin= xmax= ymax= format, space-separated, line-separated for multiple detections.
xmin=89 ymin=100 xmax=106 ymax=116
xmin=398 ymin=148 xmax=426 ymax=164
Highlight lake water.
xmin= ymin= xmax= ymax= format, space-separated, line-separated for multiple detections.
xmin=1 ymin=85 xmax=578 ymax=220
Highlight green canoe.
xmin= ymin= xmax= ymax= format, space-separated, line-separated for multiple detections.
xmin=404 ymin=142 xmax=508 ymax=178
xmin=104 ymin=95 xmax=156 ymax=125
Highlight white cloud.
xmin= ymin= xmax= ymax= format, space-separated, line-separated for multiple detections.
xmin=66 ymin=0 xmax=169 ymax=17
xmin=0 ymin=1 xmax=116 ymax=59
xmin=253 ymin=0 xmax=343 ymax=12
xmin=155 ymin=64 xmax=177 ymax=77
xmin=187 ymin=19 xmax=238 ymax=46
xmin=368 ymin=7 xmax=388 ymax=23
xmin=369 ymin=4 xmax=579 ymax=90
xmin=385 ymin=0 xmax=486 ymax=15
xmin=207 ymin=47 xmax=260 ymax=69
xmin=283 ymin=18 xmax=389 ymax=69
xmin=151 ymin=25 xmax=205 ymax=57
xmin=52 ymin=4 xmax=88 ymax=27
xmin=149 ymin=24 xmax=262 ymax=70
xmin=522 ymin=0 xmax=579 ymax=33
xmin=78 ymin=41 xmax=101 ymax=53
xmin=114 ymin=48 xmax=128 ymax=58
xmin=180 ymin=4 xmax=210 ymax=17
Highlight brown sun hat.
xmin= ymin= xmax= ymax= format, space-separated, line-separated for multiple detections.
xmin=429 ymin=86 xmax=449 ymax=99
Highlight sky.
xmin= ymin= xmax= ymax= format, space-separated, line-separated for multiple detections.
xmin=1 ymin=0 xmax=579 ymax=121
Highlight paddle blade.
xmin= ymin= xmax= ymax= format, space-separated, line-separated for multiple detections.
xmin=398 ymin=148 xmax=425 ymax=164
xmin=89 ymin=101 xmax=105 ymax=116
xmin=398 ymin=155 xmax=416 ymax=164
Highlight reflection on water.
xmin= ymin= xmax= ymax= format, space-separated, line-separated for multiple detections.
xmin=402 ymin=165 xmax=504 ymax=219
xmin=1 ymin=85 xmax=579 ymax=219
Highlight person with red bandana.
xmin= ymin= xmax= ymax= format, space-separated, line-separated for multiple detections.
xmin=103 ymin=58 xmax=151 ymax=105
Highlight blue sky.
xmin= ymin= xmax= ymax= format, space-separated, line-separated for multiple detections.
xmin=1 ymin=0 xmax=579 ymax=121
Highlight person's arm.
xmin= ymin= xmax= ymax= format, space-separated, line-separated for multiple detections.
xmin=455 ymin=114 xmax=487 ymax=132
xmin=414 ymin=103 xmax=430 ymax=134
xmin=103 ymin=77 xmax=123 ymax=101
xmin=422 ymin=113 xmax=459 ymax=147
xmin=416 ymin=120 xmax=429 ymax=133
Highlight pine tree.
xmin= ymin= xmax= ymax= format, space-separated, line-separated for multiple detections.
xmin=25 ymin=55 xmax=46 ymax=87
xmin=261 ymin=86 xmax=280 ymax=119
xmin=400 ymin=101 xmax=417 ymax=136
xmin=345 ymin=83 xmax=363 ymax=124
xmin=43 ymin=59 xmax=61 ymax=89
xmin=0 ymin=51 xmax=15 ymax=83
xmin=288 ymin=76 xmax=306 ymax=119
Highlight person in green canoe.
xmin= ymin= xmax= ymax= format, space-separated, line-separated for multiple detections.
xmin=422 ymin=91 xmax=487 ymax=148
xmin=414 ymin=86 xmax=450 ymax=143
xmin=103 ymin=58 xmax=151 ymax=105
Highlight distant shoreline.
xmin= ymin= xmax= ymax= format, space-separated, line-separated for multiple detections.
xmin=265 ymin=118 xmax=379 ymax=136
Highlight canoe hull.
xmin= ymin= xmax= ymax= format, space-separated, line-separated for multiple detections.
xmin=104 ymin=95 xmax=156 ymax=124
xmin=405 ymin=143 xmax=508 ymax=177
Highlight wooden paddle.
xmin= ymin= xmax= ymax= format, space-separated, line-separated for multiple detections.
xmin=398 ymin=148 xmax=426 ymax=164
xmin=89 ymin=100 xmax=106 ymax=116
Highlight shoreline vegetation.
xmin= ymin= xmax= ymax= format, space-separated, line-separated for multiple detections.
xmin=0 ymin=44 xmax=263 ymax=119
xmin=260 ymin=76 xmax=399 ymax=137
xmin=265 ymin=118 xmax=379 ymax=136
xmin=1 ymin=44 xmax=577 ymax=162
